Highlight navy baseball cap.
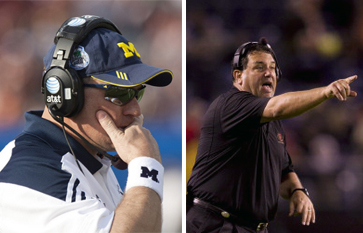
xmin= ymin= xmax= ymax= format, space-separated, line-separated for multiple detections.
xmin=44 ymin=27 xmax=173 ymax=87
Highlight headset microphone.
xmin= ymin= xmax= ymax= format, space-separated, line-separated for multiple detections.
xmin=48 ymin=106 xmax=128 ymax=170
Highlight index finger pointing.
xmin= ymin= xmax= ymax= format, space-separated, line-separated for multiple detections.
xmin=345 ymin=75 xmax=358 ymax=84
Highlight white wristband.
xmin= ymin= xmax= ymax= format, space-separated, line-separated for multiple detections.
xmin=125 ymin=157 xmax=164 ymax=201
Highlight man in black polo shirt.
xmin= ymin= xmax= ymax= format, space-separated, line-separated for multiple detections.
xmin=186 ymin=38 xmax=358 ymax=232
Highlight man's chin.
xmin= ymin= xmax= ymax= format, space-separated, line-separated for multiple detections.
xmin=259 ymin=92 xmax=274 ymax=98
xmin=103 ymin=145 xmax=116 ymax=152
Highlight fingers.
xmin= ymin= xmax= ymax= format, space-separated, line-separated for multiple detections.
xmin=333 ymin=80 xmax=349 ymax=101
xmin=311 ymin=206 xmax=316 ymax=224
xmin=309 ymin=206 xmax=316 ymax=225
xmin=329 ymin=75 xmax=358 ymax=101
xmin=289 ymin=192 xmax=316 ymax=226
xmin=129 ymin=114 xmax=144 ymax=127
xmin=301 ymin=205 xmax=315 ymax=226
xmin=96 ymin=110 xmax=162 ymax=164
xmin=292 ymin=204 xmax=315 ymax=226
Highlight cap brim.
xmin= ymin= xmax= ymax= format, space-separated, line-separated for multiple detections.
xmin=91 ymin=63 xmax=173 ymax=87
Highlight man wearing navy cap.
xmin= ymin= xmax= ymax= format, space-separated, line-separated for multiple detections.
xmin=0 ymin=15 xmax=172 ymax=232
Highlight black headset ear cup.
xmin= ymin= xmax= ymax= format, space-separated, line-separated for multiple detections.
xmin=42 ymin=67 xmax=84 ymax=118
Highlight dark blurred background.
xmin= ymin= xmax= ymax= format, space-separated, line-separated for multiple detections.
xmin=186 ymin=0 xmax=363 ymax=232
xmin=0 ymin=1 xmax=181 ymax=232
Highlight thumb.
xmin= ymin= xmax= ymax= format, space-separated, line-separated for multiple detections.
xmin=349 ymin=90 xmax=358 ymax=97
xmin=96 ymin=110 xmax=123 ymax=140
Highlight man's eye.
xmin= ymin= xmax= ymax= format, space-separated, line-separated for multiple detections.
xmin=105 ymin=97 xmax=123 ymax=106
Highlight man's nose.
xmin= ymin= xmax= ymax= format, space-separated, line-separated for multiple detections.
xmin=122 ymin=97 xmax=141 ymax=117
xmin=264 ymin=68 xmax=276 ymax=78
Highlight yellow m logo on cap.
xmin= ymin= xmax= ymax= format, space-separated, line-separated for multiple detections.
xmin=117 ymin=42 xmax=141 ymax=58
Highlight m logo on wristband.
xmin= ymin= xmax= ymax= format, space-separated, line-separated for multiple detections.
xmin=140 ymin=167 xmax=159 ymax=183
xmin=127 ymin=158 xmax=164 ymax=201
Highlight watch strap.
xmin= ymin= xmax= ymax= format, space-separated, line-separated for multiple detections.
xmin=291 ymin=188 xmax=309 ymax=197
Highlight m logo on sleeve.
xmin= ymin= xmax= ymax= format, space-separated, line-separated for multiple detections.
xmin=140 ymin=167 xmax=159 ymax=183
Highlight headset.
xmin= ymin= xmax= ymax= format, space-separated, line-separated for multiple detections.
xmin=41 ymin=15 xmax=127 ymax=170
xmin=232 ymin=38 xmax=282 ymax=81
xmin=41 ymin=15 xmax=121 ymax=118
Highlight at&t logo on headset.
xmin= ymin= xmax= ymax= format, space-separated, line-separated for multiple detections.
xmin=45 ymin=77 xmax=63 ymax=103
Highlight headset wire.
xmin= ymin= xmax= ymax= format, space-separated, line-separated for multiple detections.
xmin=61 ymin=122 xmax=84 ymax=174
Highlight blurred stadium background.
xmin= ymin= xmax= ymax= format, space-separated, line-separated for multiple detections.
xmin=0 ymin=1 xmax=181 ymax=232
xmin=186 ymin=0 xmax=363 ymax=232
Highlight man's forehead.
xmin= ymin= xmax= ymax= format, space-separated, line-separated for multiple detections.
xmin=248 ymin=51 xmax=275 ymax=63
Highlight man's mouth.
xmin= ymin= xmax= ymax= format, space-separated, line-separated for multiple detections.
xmin=262 ymin=82 xmax=273 ymax=92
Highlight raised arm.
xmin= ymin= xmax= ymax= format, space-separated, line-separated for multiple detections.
xmin=261 ymin=75 xmax=357 ymax=123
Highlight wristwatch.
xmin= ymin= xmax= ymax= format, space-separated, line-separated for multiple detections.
xmin=291 ymin=188 xmax=309 ymax=197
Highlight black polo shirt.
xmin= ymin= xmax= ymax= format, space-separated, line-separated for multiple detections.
xmin=187 ymin=87 xmax=294 ymax=222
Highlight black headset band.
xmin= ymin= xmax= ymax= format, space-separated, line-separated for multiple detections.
xmin=233 ymin=42 xmax=254 ymax=70
xmin=50 ymin=16 xmax=121 ymax=70
xmin=50 ymin=38 xmax=74 ymax=69
xmin=55 ymin=16 xmax=121 ymax=44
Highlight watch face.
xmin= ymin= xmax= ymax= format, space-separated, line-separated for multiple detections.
xmin=304 ymin=188 xmax=310 ymax=197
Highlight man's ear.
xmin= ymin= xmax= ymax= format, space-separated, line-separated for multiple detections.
xmin=233 ymin=70 xmax=243 ymax=86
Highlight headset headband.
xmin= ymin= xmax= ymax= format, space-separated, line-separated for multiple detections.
xmin=233 ymin=42 xmax=253 ymax=70
xmin=50 ymin=15 xmax=121 ymax=70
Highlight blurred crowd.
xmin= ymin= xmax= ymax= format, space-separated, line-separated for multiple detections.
xmin=0 ymin=1 xmax=181 ymax=232
xmin=0 ymin=1 xmax=182 ymax=129
xmin=187 ymin=0 xmax=363 ymax=232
